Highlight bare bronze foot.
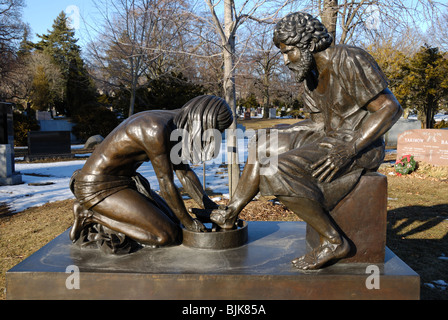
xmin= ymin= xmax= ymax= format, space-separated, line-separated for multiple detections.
xmin=292 ymin=237 xmax=350 ymax=270
xmin=210 ymin=205 xmax=238 ymax=229
xmin=69 ymin=201 xmax=94 ymax=242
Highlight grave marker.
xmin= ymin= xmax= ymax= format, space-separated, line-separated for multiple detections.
xmin=396 ymin=129 xmax=448 ymax=166
xmin=0 ymin=102 xmax=22 ymax=185
xmin=26 ymin=131 xmax=71 ymax=161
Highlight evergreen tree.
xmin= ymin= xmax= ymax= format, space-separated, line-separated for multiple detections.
xmin=143 ymin=73 xmax=206 ymax=112
xmin=29 ymin=11 xmax=118 ymax=141
xmin=111 ymin=73 xmax=206 ymax=116
xmin=35 ymin=11 xmax=82 ymax=76
xmin=34 ymin=11 xmax=95 ymax=116
xmin=238 ymin=93 xmax=259 ymax=110
xmin=17 ymin=24 xmax=34 ymax=57
xmin=367 ymin=42 xmax=410 ymax=116
xmin=66 ymin=57 xmax=97 ymax=116
xmin=395 ymin=45 xmax=448 ymax=128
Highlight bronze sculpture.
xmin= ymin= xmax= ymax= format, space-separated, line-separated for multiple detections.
xmin=210 ymin=12 xmax=403 ymax=270
xmin=69 ymin=95 xmax=232 ymax=253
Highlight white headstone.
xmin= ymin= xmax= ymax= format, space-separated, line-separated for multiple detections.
xmin=0 ymin=144 xmax=22 ymax=185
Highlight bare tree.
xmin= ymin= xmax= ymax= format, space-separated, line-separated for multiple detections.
xmin=86 ymin=0 xmax=191 ymax=117
xmin=0 ymin=0 xmax=26 ymax=99
xmin=426 ymin=7 xmax=448 ymax=51
xmin=288 ymin=0 xmax=445 ymax=46
xmin=247 ymin=23 xmax=282 ymax=118
xmin=201 ymin=0 xmax=291 ymax=197
xmin=1 ymin=50 xmax=65 ymax=109
xmin=191 ymin=36 xmax=224 ymax=97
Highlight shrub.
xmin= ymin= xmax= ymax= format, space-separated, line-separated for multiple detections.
xmin=434 ymin=120 xmax=448 ymax=129
xmin=13 ymin=112 xmax=40 ymax=146
xmin=71 ymin=105 xmax=120 ymax=142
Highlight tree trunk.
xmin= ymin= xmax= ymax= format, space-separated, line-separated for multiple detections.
xmin=426 ymin=101 xmax=435 ymax=129
xmin=418 ymin=107 xmax=434 ymax=129
xmin=263 ymin=105 xmax=269 ymax=119
xmin=128 ymin=85 xmax=136 ymax=118
xmin=321 ymin=0 xmax=338 ymax=44
xmin=263 ymin=73 xmax=270 ymax=119
xmin=425 ymin=110 xmax=432 ymax=129
xmin=224 ymin=0 xmax=240 ymax=198
xmin=128 ymin=60 xmax=138 ymax=117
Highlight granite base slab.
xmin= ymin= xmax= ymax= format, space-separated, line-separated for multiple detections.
xmin=6 ymin=221 xmax=420 ymax=300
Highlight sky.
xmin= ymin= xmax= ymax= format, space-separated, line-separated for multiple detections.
xmin=21 ymin=0 xmax=436 ymax=50
xmin=22 ymin=0 xmax=97 ymax=47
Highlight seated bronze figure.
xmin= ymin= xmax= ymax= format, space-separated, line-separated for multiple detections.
xmin=69 ymin=95 xmax=232 ymax=253
xmin=210 ymin=12 xmax=402 ymax=270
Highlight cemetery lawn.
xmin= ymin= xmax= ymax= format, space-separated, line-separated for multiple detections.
xmin=239 ymin=117 xmax=299 ymax=130
xmin=1 ymin=118 xmax=447 ymax=300
xmin=378 ymin=163 xmax=448 ymax=300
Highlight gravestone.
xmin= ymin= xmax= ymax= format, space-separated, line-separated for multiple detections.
xmin=0 ymin=144 xmax=23 ymax=185
xmin=269 ymin=108 xmax=277 ymax=119
xmin=0 ymin=102 xmax=14 ymax=145
xmin=26 ymin=131 xmax=71 ymax=161
xmin=396 ymin=129 xmax=448 ymax=166
xmin=35 ymin=111 xmax=52 ymax=121
xmin=0 ymin=103 xmax=22 ymax=185
xmin=84 ymin=135 xmax=104 ymax=149
xmin=385 ymin=117 xmax=422 ymax=148
xmin=38 ymin=118 xmax=77 ymax=143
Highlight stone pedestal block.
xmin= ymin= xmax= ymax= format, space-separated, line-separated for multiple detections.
xmin=6 ymin=222 xmax=419 ymax=300
xmin=306 ymin=172 xmax=387 ymax=263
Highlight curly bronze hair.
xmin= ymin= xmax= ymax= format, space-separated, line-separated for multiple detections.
xmin=273 ymin=12 xmax=333 ymax=53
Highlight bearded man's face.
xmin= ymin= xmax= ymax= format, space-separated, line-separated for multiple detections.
xmin=279 ymin=43 xmax=313 ymax=83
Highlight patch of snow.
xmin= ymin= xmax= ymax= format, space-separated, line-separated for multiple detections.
xmin=438 ymin=254 xmax=448 ymax=261
xmin=424 ymin=280 xmax=448 ymax=291
xmin=3 ymin=139 xmax=252 ymax=213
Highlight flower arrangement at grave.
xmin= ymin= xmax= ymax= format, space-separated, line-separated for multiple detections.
xmin=395 ymin=154 xmax=417 ymax=176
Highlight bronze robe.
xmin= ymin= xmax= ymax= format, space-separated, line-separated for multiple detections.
xmin=259 ymin=45 xmax=389 ymax=211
